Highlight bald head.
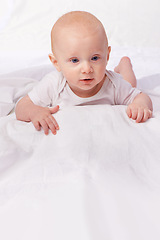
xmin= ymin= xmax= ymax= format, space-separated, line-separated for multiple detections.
xmin=51 ymin=11 xmax=108 ymax=54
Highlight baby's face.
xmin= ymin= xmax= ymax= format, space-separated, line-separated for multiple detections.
xmin=51 ymin=26 xmax=110 ymax=98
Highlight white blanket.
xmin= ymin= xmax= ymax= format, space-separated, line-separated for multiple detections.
xmin=0 ymin=64 xmax=160 ymax=239
xmin=1 ymin=102 xmax=160 ymax=240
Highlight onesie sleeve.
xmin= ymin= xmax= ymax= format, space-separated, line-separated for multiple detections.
xmin=107 ymin=71 xmax=141 ymax=105
xmin=28 ymin=70 xmax=62 ymax=107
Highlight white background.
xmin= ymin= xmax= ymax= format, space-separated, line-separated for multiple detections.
xmin=0 ymin=0 xmax=160 ymax=73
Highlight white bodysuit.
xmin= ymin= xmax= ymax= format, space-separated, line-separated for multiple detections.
xmin=28 ymin=70 xmax=141 ymax=108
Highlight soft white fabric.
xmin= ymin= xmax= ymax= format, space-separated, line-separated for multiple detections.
xmin=1 ymin=105 xmax=160 ymax=240
xmin=0 ymin=65 xmax=53 ymax=117
xmin=28 ymin=70 xmax=141 ymax=108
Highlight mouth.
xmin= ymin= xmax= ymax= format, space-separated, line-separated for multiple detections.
xmin=80 ymin=78 xmax=94 ymax=83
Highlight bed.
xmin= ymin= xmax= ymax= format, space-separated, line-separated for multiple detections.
xmin=1 ymin=1 xmax=160 ymax=240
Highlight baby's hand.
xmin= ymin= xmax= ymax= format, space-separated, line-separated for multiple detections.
xmin=30 ymin=105 xmax=59 ymax=135
xmin=126 ymin=103 xmax=152 ymax=123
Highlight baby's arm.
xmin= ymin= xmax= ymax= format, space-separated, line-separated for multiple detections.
xmin=15 ymin=95 xmax=59 ymax=135
xmin=126 ymin=92 xmax=153 ymax=123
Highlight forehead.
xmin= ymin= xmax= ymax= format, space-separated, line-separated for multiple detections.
xmin=58 ymin=24 xmax=104 ymax=40
xmin=54 ymin=23 xmax=107 ymax=47
xmin=56 ymin=28 xmax=107 ymax=58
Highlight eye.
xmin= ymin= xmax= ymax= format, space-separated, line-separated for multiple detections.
xmin=91 ymin=56 xmax=100 ymax=61
xmin=70 ymin=58 xmax=79 ymax=63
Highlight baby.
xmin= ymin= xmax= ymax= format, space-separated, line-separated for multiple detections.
xmin=15 ymin=11 xmax=153 ymax=135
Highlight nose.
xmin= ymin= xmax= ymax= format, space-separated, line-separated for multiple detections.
xmin=81 ymin=61 xmax=93 ymax=74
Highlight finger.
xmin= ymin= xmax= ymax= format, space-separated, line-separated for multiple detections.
xmin=135 ymin=109 xmax=144 ymax=123
xmin=46 ymin=117 xmax=57 ymax=135
xmin=41 ymin=119 xmax=49 ymax=135
xmin=33 ymin=121 xmax=41 ymax=131
xmin=49 ymin=105 xmax=59 ymax=114
xmin=126 ymin=107 xmax=132 ymax=118
xmin=141 ymin=109 xmax=152 ymax=122
xmin=48 ymin=115 xmax=59 ymax=130
xmin=52 ymin=116 xmax=59 ymax=130
xmin=130 ymin=108 xmax=138 ymax=120
xmin=148 ymin=110 xmax=152 ymax=118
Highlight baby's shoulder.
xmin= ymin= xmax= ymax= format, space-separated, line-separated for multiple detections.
xmin=42 ymin=70 xmax=63 ymax=83
xmin=40 ymin=70 xmax=66 ymax=91
xmin=105 ymin=70 xmax=124 ymax=88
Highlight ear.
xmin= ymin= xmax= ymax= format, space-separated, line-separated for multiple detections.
xmin=48 ymin=54 xmax=61 ymax=72
xmin=107 ymin=46 xmax=111 ymax=61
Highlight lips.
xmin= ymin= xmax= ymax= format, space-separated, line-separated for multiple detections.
xmin=80 ymin=78 xmax=94 ymax=81
xmin=79 ymin=78 xmax=94 ymax=85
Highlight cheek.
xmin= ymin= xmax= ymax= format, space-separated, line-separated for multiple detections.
xmin=61 ymin=67 xmax=76 ymax=81
xmin=93 ymin=64 xmax=106 ymax=81
xmin=95 ymin=63 xmax=106 ymax=75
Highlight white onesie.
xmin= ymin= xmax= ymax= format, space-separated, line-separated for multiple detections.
xmin=28 ymin=70 xmax=141 ymax=108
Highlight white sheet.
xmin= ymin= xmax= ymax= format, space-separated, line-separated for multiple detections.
xmin=1 ymin=103 xmax=160 ymax=240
